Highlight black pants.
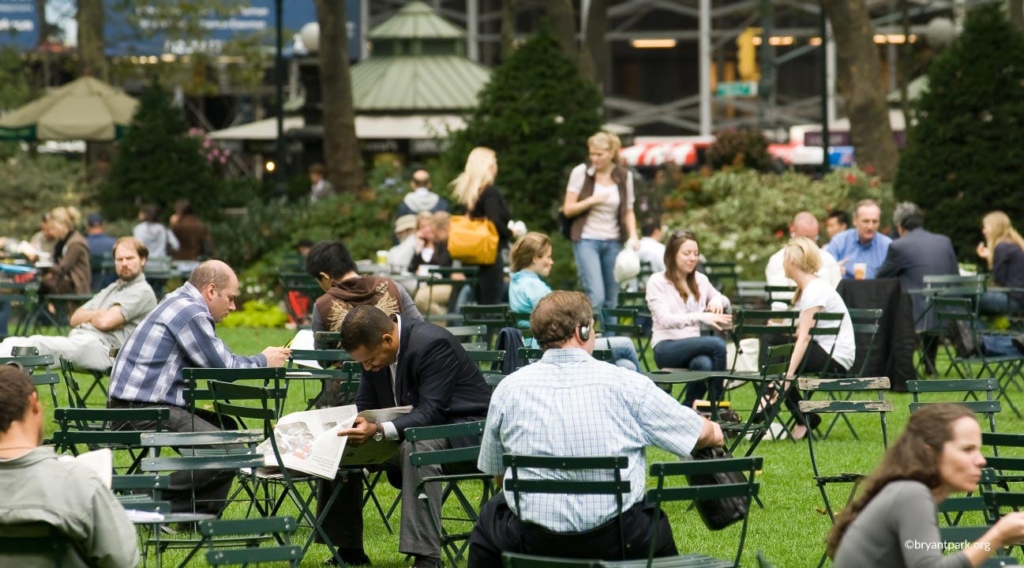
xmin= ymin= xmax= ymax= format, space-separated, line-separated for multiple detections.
xmin=759 ymin=335 xmax=849 ymax=429
xmin=467 ymin=493 xmax=677 ymax=567
xmin=109 ymin=400 xmax=239 ymax=515
xmin=475 ymin=258 xmax=506 ymax=305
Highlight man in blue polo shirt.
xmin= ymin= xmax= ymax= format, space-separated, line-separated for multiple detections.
xmin=824 ymin=199 xmax=892 ymax=280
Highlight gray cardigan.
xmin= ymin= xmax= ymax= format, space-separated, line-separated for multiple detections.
xmin=833 ymin=480 xmax=970 ymax=568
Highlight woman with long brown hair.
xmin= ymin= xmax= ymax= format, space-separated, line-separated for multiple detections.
xmin=976 ymin=211 xmax=1024 ymax=315
xmin=645 ymin=229 xmax=731 ymax=407
xmin=829 ymin=404 xmax=1024 ymax=567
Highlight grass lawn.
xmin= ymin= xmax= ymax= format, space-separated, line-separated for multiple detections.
xmin=48 ymin=326 xmax=1024 ymax=567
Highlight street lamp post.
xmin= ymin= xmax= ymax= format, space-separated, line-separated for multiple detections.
xmin=820 ymin=0 xmax=830 ymax=174
xmin=275 ymin=0 xmax=287 ymax=195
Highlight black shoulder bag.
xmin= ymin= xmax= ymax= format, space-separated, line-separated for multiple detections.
xmin=685 ymin=446 xmax=750 ymax=530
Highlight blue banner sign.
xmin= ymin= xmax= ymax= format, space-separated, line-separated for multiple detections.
xmin=104 ymin=0 xmax=360 ymax=57
xmin=0 ymin=0 xmax=38 ymax=50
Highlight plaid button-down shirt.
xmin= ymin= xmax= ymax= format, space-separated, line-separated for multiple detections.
xmin=478 ymin=348 xmax=704 ymax=532
xmin=108 ymin=282 xmax=267 ymax=407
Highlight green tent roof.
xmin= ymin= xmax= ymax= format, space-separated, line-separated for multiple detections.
xmin=352 ymin=55 xmax=490 ymax=112
xmin=369 ymin=1 xmax=465 ymax=39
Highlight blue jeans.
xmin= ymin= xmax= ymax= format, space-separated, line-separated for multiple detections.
xmin=983 ymin=334 xmax=1023 ymax=356
xmin=653 ymin=336 xmax=727 ymax=407
xmin=596 ymin=337 xmax=642 ymax=372
xmin=979 ymin=291 xmax=1023 ymax=316
xmin=574 ymin=239 xmax=622 ymax=326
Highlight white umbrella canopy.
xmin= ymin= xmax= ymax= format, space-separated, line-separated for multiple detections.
xmin=0 ymin=76 xmax=139 ymax=141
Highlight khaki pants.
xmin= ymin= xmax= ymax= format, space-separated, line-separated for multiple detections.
xmin=415 ymin=284 xmax=452 ymax=317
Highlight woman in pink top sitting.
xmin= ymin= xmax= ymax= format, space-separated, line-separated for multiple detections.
xmin=645 ymin=230 xmax=732 ymax=407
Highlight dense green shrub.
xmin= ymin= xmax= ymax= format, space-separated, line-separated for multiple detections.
xmin=98 ymin=83 xmax=224 ymax=220
xmin=896 ymin=5 xmax=1024 ymax=259
xmin=439 ymin=26 xmax=603 ymax=233
xmin=0 ymin=153 xmax=94 ymax=239
xmin=664 ymin=168 xmax=894 ymax=276
xmin=707 ymin=128 xmax=773 ymax=171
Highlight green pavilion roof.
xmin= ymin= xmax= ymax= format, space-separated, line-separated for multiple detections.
xmin=368 ymin=1 xmax=465 ymax=39
xmin=352 ymin=2 xmax=490 ymax=113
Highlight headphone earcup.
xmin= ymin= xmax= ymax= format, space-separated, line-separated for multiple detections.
xmin=579 ymin=325 xmax=591 ymax=341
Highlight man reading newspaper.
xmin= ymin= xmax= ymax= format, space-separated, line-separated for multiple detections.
xmin=320 ymin=305 xmax=491 ymax=568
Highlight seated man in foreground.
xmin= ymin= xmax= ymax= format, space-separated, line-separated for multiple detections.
xmin=107 ymin=260 xmax=290 ymax=514
xmin=0 ymin=363 xmax=139 ymax=567
xmin=468 ymin=291 xmax=724 ymax=566
xmin=0 ymin=237 xmax=157 ymax=371
xmin=332 ymin=305 xmax=492 ymax=568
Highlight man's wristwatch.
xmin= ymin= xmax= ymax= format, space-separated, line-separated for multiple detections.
xmin=373 ymin=422 xmax=384 ymax=442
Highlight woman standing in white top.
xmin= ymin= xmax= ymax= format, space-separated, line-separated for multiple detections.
xmin=762 ymin=236 xmax=856 ymax=440
xmin=645 ymin=230 xmax=732 ymax=407
xmin=563 ymin=132 xmax=639 ymax=325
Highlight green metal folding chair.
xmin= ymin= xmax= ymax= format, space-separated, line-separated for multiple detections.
xmin=602 ymin=456 xmax=764 ymax=568
xmin=0 ymin=521 xmax=77 ymax=567
xmin=407 ymin=420 xmax=493 ymax=566
xmin=200 ymin=517 xmax=302 ymax=567
xmin=499 ymin=454 xmax=630 ymax=565
xmin=139 ymin=430 xmax=268 ymax=567
xmin=0 ymin=352 xmax=60 ymax=407
xmin=52 ymin=406 xmax=170 ymax=475
xmin=600 ymin=306 xmax=651 ymax=371
xmin=908 ymin=378 xmax=1002 ymax=433
xmin=797 ymin=377 xmax=892 ymax=568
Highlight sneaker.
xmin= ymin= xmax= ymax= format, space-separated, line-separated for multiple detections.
xmin=411 ymin=556 xmax=442 ymax=568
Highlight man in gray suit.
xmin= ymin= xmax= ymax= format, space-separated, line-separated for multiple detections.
xmin=877 ymin=202 xmax=959 ymax=373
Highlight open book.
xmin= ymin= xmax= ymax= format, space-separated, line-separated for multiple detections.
xmin=254 ymin=405 xmax=412 ymax=480
xmin=58 ymin=448 xmax=113 ymax=489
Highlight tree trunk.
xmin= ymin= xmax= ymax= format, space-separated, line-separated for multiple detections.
xmin=1012 ymin=0 xmax=1024 ymax=31
xmin=500 ymin=0 xmax=517 ymax=60
xmin=582 ymin=0 xmax=610 ymax=90
xmin=76 ymin=0 xmax=108 ymax=81
xmin=545 ymin=0 xmax=578 ymax=64
xmin=314 ymin=0 xmax=362 ymax=194
xmin=822 ymin=0 xmax=898 ymax=181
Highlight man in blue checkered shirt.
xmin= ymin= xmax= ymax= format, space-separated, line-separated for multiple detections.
xmin=469 ymin=291 xmax=723 ymax=566
xmin=107 ymin=260 xmax=291 ymax=515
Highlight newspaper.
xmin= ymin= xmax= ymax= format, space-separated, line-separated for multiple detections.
xmin=255 ymin=405 xmax=412 ymax=479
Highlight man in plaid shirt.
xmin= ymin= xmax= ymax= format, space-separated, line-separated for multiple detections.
xmin=107 ymin=260 xmax=290 ymax=515
xmin=469 ymin=291 xmax=723 ymax=566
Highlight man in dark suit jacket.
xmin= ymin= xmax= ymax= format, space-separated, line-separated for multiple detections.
xmin=333 ymin=305 xmax=491 ymax=568
xmin=877 ymin=202 xmax=959 ymax=373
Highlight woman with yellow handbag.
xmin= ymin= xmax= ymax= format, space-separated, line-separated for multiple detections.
xmin=449 ymin=147 xmax=512 ymax=304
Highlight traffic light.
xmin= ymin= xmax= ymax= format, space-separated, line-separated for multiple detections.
xmin=737 ymin=27 xmax=761 ymax=81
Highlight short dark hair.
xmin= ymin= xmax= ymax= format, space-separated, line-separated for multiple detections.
xmin=893 ymin=202 xmax=924 ymax=231
xmin=0 ymin=364 xmax=36 ymax=434
xmin=305 ymin=241 xmax=357 ymax=280
xmin=531 ymin=291 xmax=593 ymax=350
xmin=339 ymin=305 xmax=393 ymax=352
xmin=641 ymin=218 xmax=661 ymax=238
xmin=828 ymin=210 xmax=851 ymax=227
xmin=309 ymin=163 xmax=326 ymax=176
xmin=139 ymin=204 xmax=160 ymax=223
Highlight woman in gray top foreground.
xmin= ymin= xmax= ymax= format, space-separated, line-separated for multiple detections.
xmin=829 ymin=404 xmax=1024 ymax=567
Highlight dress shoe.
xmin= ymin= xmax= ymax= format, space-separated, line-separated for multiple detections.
xmin=1012 ymin=334 xmax=1024 ymax=355
xmin=411 ymin=555 xmax=442 ymax=568
xmin=324 ymin=548 xmax=372 ymax=566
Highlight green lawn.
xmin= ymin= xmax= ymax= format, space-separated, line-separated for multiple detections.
xmin=48 ymin=327 xmax=1024 ymax=567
